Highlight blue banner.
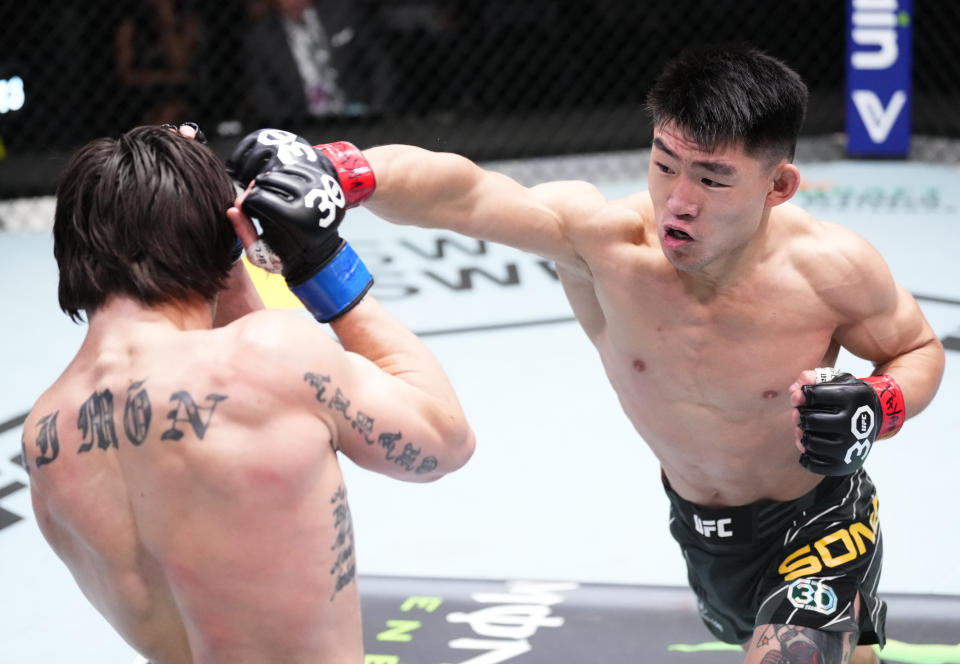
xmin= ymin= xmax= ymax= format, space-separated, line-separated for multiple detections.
xmin=845 ymin=0 xmax=912 ymax=157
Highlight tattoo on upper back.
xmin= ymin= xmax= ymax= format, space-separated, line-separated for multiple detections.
xmin=123 ymin=381 xmax=151 ymax=446
xmin=77 ymin=389 xmax=119 ymax=453
xmin=35 ymin=412 xmax=60 ymax=467
xmin=26 ymin=382 xmax=228 ymax=469
xmin=304 ymin=372 xmax=439 ymax=475
xmin=20 ymin=434 xmax=30 ymax=476
xmin=161 ymin=390 xmax=227 ymax=441
xmin=329 ymin=484 xmax=356 ymax=601
xmin=756 ymin=624 xmax=856 ymax=664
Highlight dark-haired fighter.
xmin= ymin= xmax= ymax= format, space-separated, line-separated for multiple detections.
xmin=231 ymin=46 xmax=943 ymax=664
xmin=23 ymin=125 xmax=474 ymax=664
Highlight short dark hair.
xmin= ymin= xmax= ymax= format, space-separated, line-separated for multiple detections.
xmin=646 ymin=44 xmax=809 ymax=163
xmin=54 ymin=126 xmax=237 ymax=322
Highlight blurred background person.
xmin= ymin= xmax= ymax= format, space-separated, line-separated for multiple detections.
xmin=113 ymin=0 xmax=200 ymax=125
xmin=243 ymin=0 xmax=393 ymax=128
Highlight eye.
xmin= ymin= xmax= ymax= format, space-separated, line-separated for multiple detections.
xmin=655 ymin=162 xmax=673 ymax=174
xmin=701 ymin=177 xmax=727 ymax=188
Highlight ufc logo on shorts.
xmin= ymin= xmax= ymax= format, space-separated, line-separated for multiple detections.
xmin=694 ymin=514 xmax=733 ymax=538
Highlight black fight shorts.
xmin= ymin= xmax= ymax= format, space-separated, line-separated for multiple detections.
xmin=664 ymin=469 xmax=886 ymax=646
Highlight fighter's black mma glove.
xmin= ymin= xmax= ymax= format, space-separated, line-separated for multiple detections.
xmin=226 ymin=128 xmax=375 ymax=207
xmin=241 ymin=161 xmax=373 ymax=322
xmin=798 ymin=368 xmax=905 ymax=476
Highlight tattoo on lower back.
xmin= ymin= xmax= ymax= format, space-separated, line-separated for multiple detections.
xmin=304 ymin=372 xmax=439 ymax=474
xmin=756 ymin=624 xmax=855 ymax=664
xmin=329 ymin=485 xmax=356 ymax=600
xmin=27 ymin=382 xmax=228 ymax=469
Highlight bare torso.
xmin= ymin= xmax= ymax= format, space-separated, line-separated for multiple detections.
xmin=23 ymin=304 xmax=362 ymax=663
xmin=559 ymin=195 xmax=842 ymax=506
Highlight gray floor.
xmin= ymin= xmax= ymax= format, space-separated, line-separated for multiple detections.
xmin=1 ymin=157 xmax=958 ymax=662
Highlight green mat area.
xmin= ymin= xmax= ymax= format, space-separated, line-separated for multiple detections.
xmin=359 ymin=577 xmax=960 ymax=663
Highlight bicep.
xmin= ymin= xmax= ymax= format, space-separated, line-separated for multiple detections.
xmin=363 ymin=145 xmax=582 ymax=264
xmin=244 ymin=308 xmax=473 ymax=483
xmin=834 ymin=279 xmax=934 ymax=367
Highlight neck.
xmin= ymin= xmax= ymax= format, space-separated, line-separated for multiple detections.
xmin=677 ymin=210 xmax=773 ymax=300
xmin=86 ymin=295 xmax=214 ymax=334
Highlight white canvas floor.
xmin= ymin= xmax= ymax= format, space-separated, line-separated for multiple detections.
xmin=1 ymin=157 xmax=958 ymax=662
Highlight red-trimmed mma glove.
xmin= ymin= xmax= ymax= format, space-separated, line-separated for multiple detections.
xmin=226 ymin=128 xmax=375 ymax=207
xmin=241 ymin=161 xmax=373 ymax=323
xmin=797 ymin=368 xmax=905 ymax=476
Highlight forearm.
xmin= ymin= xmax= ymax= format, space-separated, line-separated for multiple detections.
xmin=329 ymin=296 xmax=458 ymax=404
xmin=329 ymin=295 xmax=473 ymax=467
xmin=873 ymin=335 xmax=945 ymax=419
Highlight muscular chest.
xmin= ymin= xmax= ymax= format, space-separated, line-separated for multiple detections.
xmin=591 ymin=269 xmax=838 ymax=406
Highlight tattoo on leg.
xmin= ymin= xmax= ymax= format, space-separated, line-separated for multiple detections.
xmin=756 ymin=624 xmax=857 ymax=664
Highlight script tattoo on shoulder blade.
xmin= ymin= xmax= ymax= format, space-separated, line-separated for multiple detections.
xmin=161 ymin=391 xmax=228 ymax=441
xmin=34 ymin=412 xmax=60 ymax=467
xmin=123 ymin=380 xmax=152 ymax=446
xmin=77 ymin=389 xmax=119 ymax=453
xmin=20 ymin=434 xmax=30 ymax=476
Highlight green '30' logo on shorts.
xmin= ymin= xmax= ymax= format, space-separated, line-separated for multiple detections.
xmin=787 ymin=579 xmax=838 ymax=615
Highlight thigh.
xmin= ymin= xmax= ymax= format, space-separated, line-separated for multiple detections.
xmin=743 ymin=623 xmax=859 ymax=664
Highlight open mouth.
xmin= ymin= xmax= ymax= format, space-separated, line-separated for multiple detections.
xmin=666 ymin=227 xmax=693 ymax=241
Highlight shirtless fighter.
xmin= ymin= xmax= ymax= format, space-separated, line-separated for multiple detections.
xmin=22 ymin=124 xmax=474 ymax=663
xmin=228 ymin=45 xmax=944 ymax=663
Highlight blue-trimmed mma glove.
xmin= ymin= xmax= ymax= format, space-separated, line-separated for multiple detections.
xmin=797 ymin=367 xmax=905 ymax=476
xmin=241 ymin=161 xmax=373 ymax=323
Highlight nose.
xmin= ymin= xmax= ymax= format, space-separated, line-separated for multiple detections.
xmin=665 ymin=176 xmax=699 ymax=219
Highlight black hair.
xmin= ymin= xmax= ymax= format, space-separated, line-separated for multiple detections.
xmin=646 ymin=44 xmax=809 ymax=162
xmin=54 ymin=125 xmax=237 ymax=322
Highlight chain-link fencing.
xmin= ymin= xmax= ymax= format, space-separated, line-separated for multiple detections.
xmin=1 ymin=1 xmax=958 ymax=225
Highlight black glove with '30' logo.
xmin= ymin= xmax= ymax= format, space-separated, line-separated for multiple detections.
xmin=797 ymin=368 xmax=905 ymax=476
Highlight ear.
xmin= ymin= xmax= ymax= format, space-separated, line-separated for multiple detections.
xmin=765 ymin=162 xmax=801 ymax=207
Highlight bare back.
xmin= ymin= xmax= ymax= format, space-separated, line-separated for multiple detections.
xmin=555 ymin=195 xmax=902 ymax=506
xmin=24 ymin=305 xmax=362 ymax=664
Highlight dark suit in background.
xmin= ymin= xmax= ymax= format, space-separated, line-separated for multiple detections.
xmin=243 ymin=0 xmax=392 ymax=128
